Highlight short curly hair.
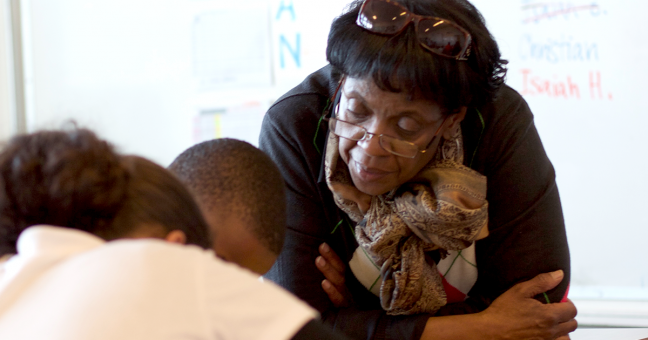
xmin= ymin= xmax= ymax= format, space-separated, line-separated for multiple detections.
xmin=168 ymin=138 xmax=286 ymax=255
xmin=327 ymin=0 xmax=507 ymax=114
xmin=0 ymin=128 xmax=211 ymax=255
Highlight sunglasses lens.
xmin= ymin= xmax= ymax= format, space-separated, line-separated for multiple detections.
xmin=357 ymin=0 xmax=410 ymax=34
xmin=417 ymin=19 xmax=468 ymax=57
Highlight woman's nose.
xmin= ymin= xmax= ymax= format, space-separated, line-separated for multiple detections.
xmin=358 ymin=132 xmax=389 ymax=156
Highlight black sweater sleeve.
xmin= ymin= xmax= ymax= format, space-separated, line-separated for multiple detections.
xmin=464 ymin=86 xmax=570 ymax=303
xmin=291 ymin=320 xmax=355 ymax=340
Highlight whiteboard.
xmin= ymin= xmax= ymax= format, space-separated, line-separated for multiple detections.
xmin=471 ymin=0 xmax=648 ymax=300
xmin=18 ymin=0 xmax=648 ymax=313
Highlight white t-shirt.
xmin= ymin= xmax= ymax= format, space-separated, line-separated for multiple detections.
xmin=0 ymin=226 xmax=317 ymax=340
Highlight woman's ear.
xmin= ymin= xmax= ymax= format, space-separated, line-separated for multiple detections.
xmin=164 ymin=230 xmax=187 ymax=245
xmin=442 ymin=107 xmax=468 ymax=140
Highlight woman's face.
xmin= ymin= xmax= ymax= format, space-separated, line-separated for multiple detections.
xmin=337 ymin=77 xmax=455 ymax=196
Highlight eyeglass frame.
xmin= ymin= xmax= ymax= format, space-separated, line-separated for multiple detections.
xmin=327 ymin=116 xmax=448 ymax=158
xmin=356 ymin=0 xmax=473 ymax=61
xmin=323 ymin=76 xmax=449 ymax=159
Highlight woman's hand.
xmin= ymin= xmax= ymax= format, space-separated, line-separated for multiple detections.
xmin=480 ymin=270 xmax=578 ymax=339
xmin=316 ymin=243 xmax=353 ymax=308
xmin=316 ymin=245 xmax=577 ymax=340
xmin=420 ymin=270 xmax=577 ymax=340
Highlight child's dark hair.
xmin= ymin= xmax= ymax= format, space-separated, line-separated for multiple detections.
xmin=169 ymin=138 xmax=287 ymax=255
xmin=0 ymin=128 xmax=211 ymax=255
xmin=106 ymin=155 xmax=211 ymax=248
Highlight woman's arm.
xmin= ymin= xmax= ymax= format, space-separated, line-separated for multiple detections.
xmin=420 ymin=271 xmax=577 ymax=340
xmin=318 ymin=246 xmax=577 ymax=340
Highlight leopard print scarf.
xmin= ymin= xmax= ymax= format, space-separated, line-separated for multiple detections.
xmin=325 ymin=124 xmax=489 ymax=315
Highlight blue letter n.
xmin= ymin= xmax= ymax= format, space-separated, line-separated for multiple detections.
xmin=279 ymin=33 xmax=301 ymax=68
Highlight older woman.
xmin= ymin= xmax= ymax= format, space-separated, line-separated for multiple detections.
xmin=259 ymin=0 xmax=576 ymax=339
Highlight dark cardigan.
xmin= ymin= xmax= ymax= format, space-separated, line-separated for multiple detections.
xmin=260 ymin=65 xmax=570 ymax=340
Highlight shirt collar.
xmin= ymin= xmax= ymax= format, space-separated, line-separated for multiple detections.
xmin=16 ymin=225 xmax=105 ymax=258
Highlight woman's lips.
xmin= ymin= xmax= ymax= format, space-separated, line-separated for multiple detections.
xmin=352 ymin=161 xmax=392 ymax=182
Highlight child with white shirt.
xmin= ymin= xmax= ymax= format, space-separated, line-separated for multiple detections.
xmin=0 ymin=128 xmax=348 ymax=340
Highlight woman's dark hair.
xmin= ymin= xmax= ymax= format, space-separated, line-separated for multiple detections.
xmin=327 ymin=0 xmax=507 ymax=114
xmin=0 ymin=128 xmax=211 ymax=255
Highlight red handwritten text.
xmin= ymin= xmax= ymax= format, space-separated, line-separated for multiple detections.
xmin=520 ymin=69 xmax=612 ymax=100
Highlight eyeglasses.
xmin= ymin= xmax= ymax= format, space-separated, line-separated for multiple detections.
xmin=327 ymin=117 xmax=447 ymax=159
xmin=356 ymin=0 xmax=472 ymax=60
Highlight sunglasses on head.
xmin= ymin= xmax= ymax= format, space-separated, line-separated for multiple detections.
xmin=356 ymin=0 xmax=472 ymax=60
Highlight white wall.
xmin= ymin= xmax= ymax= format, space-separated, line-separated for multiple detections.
xmin=0 ymin=0 xmax=13 ymax=144
xmin=21 ymin=0 xmax=349 ymax=165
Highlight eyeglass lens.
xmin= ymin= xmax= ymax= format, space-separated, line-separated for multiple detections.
xmin=379 ymin=137 xmax=416 ymax=158
xmin=331 ymin=119 xmax=365 ymax=140
xmin=330 ymin=119 xmax=419 ymax=158
xmin=357 ymin=0 xmax=468 ymax=58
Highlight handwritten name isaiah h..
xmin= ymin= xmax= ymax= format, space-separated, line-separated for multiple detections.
xmin=520 ymin=69 xmax=611 ymax=100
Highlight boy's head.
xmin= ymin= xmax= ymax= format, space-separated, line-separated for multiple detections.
xmin=169 ymin=138 xmax=286 ymax=275
xmin=0 ymin=128 xmax=212 ymax=255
